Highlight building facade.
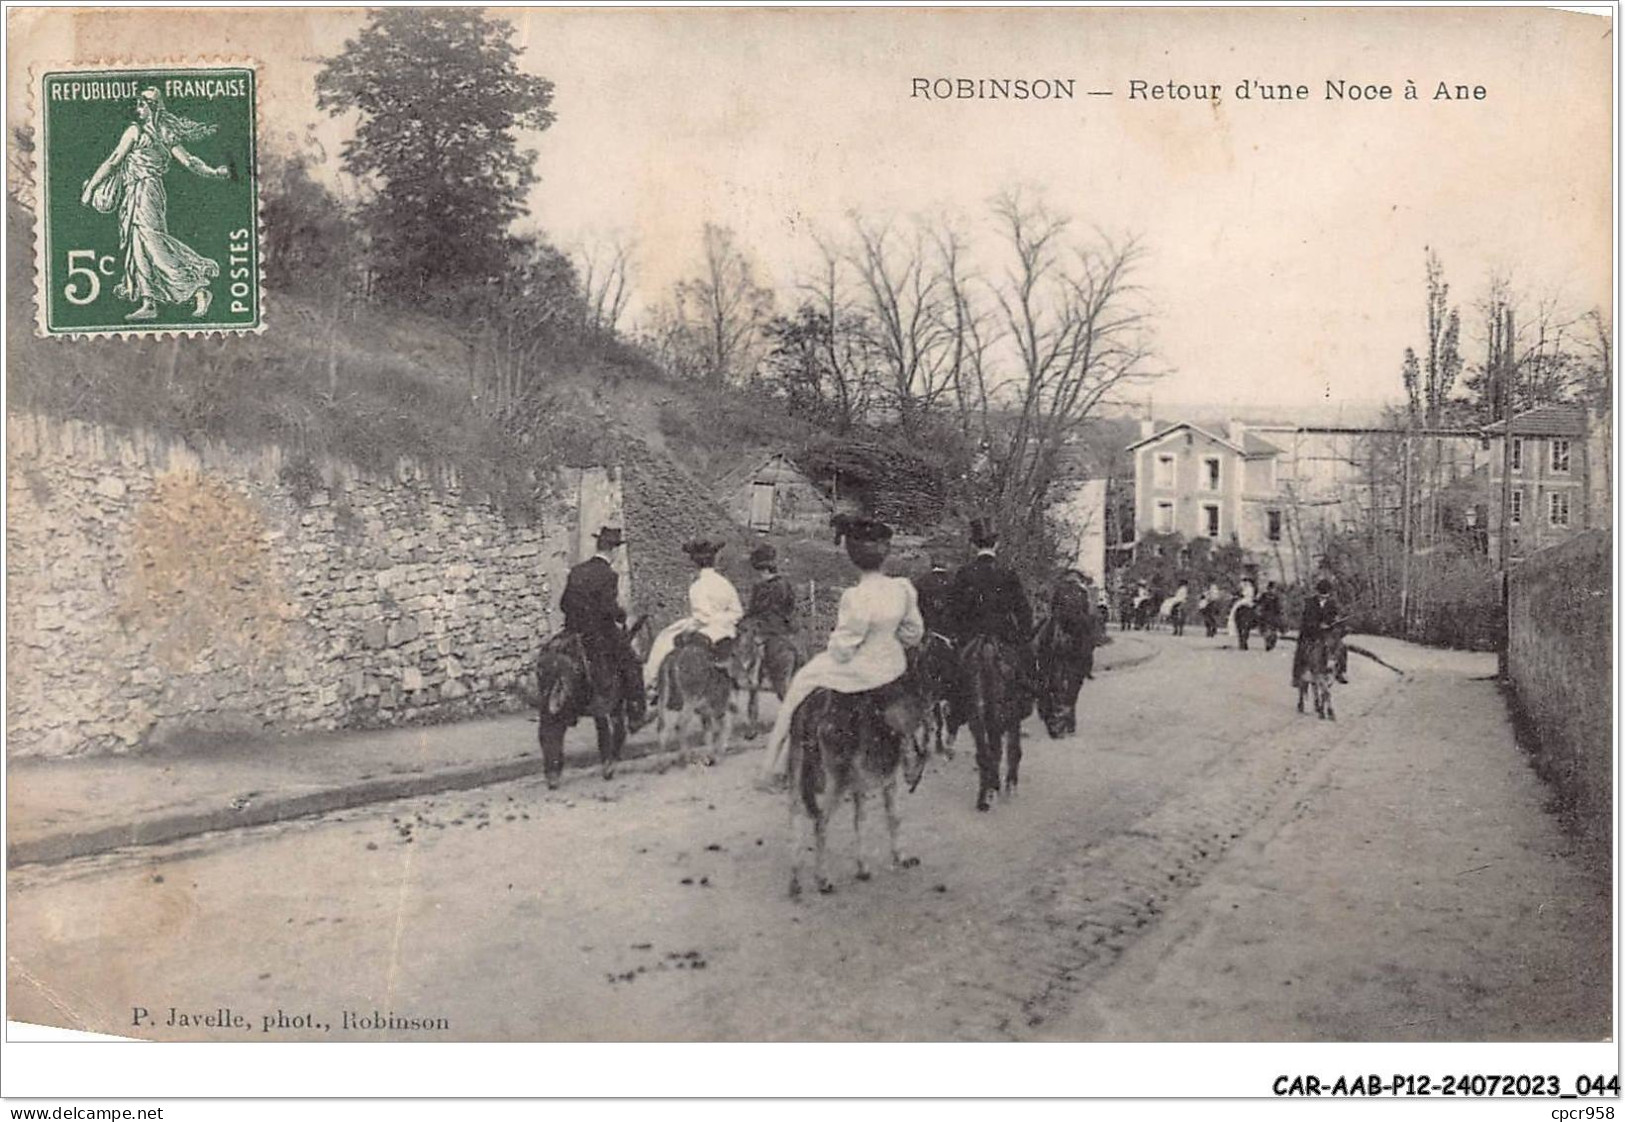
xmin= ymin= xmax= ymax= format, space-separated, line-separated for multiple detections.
xmin=1483 ymin=404 xmax=1599 ymax=561
xmin=1127 ymin=422 xmax=1291 ymax=579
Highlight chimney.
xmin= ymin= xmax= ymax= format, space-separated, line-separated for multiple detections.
xmin=1138 ymin=418 xmax=1155 ymax=440
xmin=1229 ymin=418 xmax=1248 ymax=447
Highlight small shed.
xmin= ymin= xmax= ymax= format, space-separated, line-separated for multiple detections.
xmin=715 ymin=452 xmax=833 ymax=535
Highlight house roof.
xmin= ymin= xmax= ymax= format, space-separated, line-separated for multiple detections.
xmin=1482 ymin=403 xmax=1588 ymax=437
xmin=711 ymin=451 xmax=823 ymax=494
xmin=1240 ymin=432 xmax=1283 ymax=457
xmin=1124 ymin=422 xmax=1245 ymax=456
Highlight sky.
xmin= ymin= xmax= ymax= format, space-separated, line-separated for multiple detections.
xmin=9 ymin=6 xmax=1614 ymax=412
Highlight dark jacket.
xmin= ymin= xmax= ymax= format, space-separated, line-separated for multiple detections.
xmin=560 ymin=556 xmax=625 ymax=638
xmin=949 ymin=553 xmax=1033 ymax=646
xmin=913 ymin=569 xmax=958 ymax=637
xmin=1257 ymin=590 xmax=1284 ymax=627
xmin=744 ymin=572 xmax=796 ymax=636
xmin=1298 ymin=594 xmax=1343 ymax=640
xmin=1048 ymin=580 xmax=1097 ymax=647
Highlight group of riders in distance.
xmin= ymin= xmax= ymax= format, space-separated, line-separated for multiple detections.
xmin=534 ymin=515 xmax=1351 ymax=896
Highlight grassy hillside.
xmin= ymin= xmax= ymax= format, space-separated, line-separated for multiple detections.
xmin=5 ymin=199 xmax=875 ymax=636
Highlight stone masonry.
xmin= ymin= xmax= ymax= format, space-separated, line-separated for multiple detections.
xmin=6 ymin=414 xmax=580 ymax=759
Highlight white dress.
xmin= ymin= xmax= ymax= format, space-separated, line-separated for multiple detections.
xmin=762 ymin=572 xmax=925 ymax=772
xmin=643 ymin=567 xmax=745 ymax=687
xmin=1226 ymin=579 xmax=1257 ymax=636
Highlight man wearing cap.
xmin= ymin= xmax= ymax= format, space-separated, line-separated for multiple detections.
xmin=949 ymin=518 xmax=1038 ymax=703
xmin=559 ymin=527 xmax=646 ymax=727
xmin=912 ymin=551 xmax=958 ymax=637
xmin=741 ymin=543 xmax=796 ymax=639
xmin=643 ymin=538 xmax=745 ymax=691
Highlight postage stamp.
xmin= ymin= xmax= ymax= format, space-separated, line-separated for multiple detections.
xmin=33 ymin=63 xmax=261 ymax=336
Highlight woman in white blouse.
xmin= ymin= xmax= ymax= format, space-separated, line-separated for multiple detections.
xmin=760 ymin=517 xmax=925 ymax=781
xmin=643 ymin=539 xmax=745 ymax=691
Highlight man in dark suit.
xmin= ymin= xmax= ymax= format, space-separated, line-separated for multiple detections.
xmin=742 ymin=544 xmax=796 ymax=637
xmin=912 ymin=551 xmax=958 ymax=637
xmin=560 ymin=526 xmax=646 ymax=727
xmin=949 ymin=520 xmax=1033 ymax=644
xmin=949 ymin=519 xmax=1038 ymax=703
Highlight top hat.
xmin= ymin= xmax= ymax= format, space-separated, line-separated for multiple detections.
xmin=593 ymin=526 xmax=625 ymax=550
xmin=682 ymin=539 xmax=724 ymax=563
xmin=969 ymin=518 xmax=998 ymax=549
xmin=1315 ymin=577 xmax=1333 ymax=594
xmin=750 ymin=544 xmax=778 ymax=570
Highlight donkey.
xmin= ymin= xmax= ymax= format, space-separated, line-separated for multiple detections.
xmin=961 ymin=634 xmax=1029 ymax=812
xmin=1295 ymin=632 xmax=1337 ymax=720
xmin=786 ymin=681 xmax=927 ymax=897
xmin=736 ymin=618 xmax=803 ymax=733
xmin=654 ymin=632 xmax=740 ymax=766
xmin=909 ymin=631 xmax=962 ymax=764
xmin=531 ymin=616 xmax=648 ymax=789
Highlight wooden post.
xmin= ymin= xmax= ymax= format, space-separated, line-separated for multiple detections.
xmin=1497 ymin=307 xmax=1516 ymax=681
xmin=1399 ymin=425 xmax=1413 ymax=634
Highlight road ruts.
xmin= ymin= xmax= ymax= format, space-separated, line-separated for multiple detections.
xmin=937 ymin=675 xmax=1405 ymax=1040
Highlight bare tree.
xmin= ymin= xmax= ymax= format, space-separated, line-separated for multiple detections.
xmin=1422 ymin=249 xmax=1464 ymax=426
xmin=9 ymin=125 xmax=36 ymax=211
xmin=934 ymin=221 xmax=1003 ymax=445
xmin=1579 ymin=307 xmax=1613 ymax=411
xmin=574 ymin=234 xmax=636 ymax=334
xmin=976 ymin=192 xmax=1158 ymax=545
xmin=801 ymin=237 xmax=882 ymax=429
xmin=672 ymin=223 xmax=774 ymax=386
xmin=844 ymin=217 xmax=962 ymax=433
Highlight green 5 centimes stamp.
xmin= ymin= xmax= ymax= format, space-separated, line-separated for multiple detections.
xmin=35 ymin=64 xmax=261 ymax=336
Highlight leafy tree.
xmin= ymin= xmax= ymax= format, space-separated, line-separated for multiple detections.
xmin=316 ymin=9 xmax=556 ymax=299
xmin=761 ymin=302 xmax=877 ymax=431
xmin=260 ymin=147 xmax=360 ymax=296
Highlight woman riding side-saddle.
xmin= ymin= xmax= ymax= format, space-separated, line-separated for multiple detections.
xmin=760 ymin=517 xmax=924 ymax=783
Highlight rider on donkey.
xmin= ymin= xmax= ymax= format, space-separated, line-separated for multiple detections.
xmin=1257 ymin=580 xmax=1285 ymax=634
xmin=643 ymin=538 xmax=744 ymax=697
xmin=1050 ymin=568 xmax=1099 ymax=680
xmin=912 ymin=550 xmax=957 ymax=638
xmin=1291 ymin=577 xmax=1342 ymax=689
xmin=949 ymin=518 xmax=1040 ymax=705
xmin=760 ymin=517 xmax=925 ymax=782
xmin=742 ymin=543 xmax=796 ymax=639
xmin=1223 ymin=567 xmax=1255 ymax=636
xmin=559 ymin=526 xmax=647 ymax=729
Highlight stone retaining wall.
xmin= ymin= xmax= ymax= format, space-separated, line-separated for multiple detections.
xmin=1506 ymin=529 xmax=1611 ymax=846
xmin=6 ymin=413 xmax=578 ymax=759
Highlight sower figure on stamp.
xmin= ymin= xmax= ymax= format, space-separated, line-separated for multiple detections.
xmin=79 ymin=87 xmax=230 ymax=321
xmin=559 ymin=527 xmax=647 ymax=731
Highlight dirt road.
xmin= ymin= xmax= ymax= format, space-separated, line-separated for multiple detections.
xmin=7 ymin=633 xmax=1608 ymax=1042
